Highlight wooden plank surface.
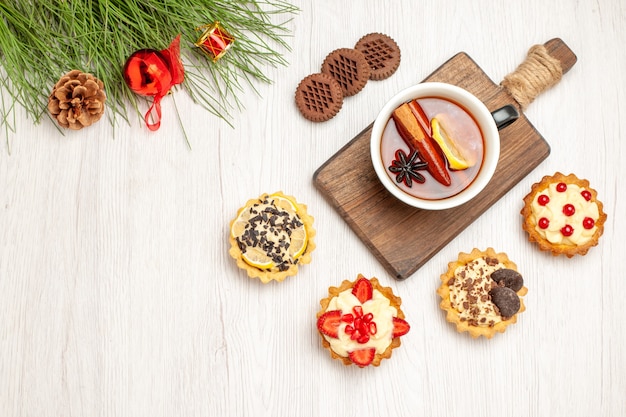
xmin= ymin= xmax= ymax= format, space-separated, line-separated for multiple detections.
xmin=4 ymin=4 xmax=625 ymax=416
xmin=314 ymin=39 xmax=576 ymax=279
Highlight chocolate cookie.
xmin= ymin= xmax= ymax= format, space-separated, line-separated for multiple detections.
xmin=321 ymin=48 xmax=370 ymax=97
xmin=295 ymin=73 xmax=344 ymax=122
xmin=489 ymin=286 xmax=521 ymax=318
xmin=490 ymin=268 xmax=524 ymax=292
xmin=355 ymin=33 xmax=401 ymax=81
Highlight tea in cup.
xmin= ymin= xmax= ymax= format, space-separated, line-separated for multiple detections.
xmin=370 ymin=82 xmax=518 ymax=210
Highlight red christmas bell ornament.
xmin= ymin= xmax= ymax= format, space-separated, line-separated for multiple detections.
xmin=123 ymin=35 xmax=185 ymax=131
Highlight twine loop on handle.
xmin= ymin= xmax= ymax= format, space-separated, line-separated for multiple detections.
xmin=501 ymin=45 xmax=563 ymax=110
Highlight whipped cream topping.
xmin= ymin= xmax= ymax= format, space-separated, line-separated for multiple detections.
xmin=323 ymin=289 xmax=397 ymax=357
xmin=530 ymin=183 xmax=599 ymax=245
xmin=448 ymin=257 xmax=504 ymax=327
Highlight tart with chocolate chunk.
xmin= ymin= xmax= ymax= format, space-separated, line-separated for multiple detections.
xmin=316 ymin=275 xmax=410 ymax=367
xmin=521 ymin=172 xmax=606 ymax=257
xmin=437 ymin=248 xmax=527 ymax=339
xmin=228 ymin=192 xmax=315 ymax=283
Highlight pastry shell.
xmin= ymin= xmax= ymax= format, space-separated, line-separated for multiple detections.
xmin=317 ymin=275 xmax=406 ymax=367
xmin=521 ymin=172 xmax=607 ymax=257
xmin=228 ymin=191 xmax=315 ymax=283
xmin=437 ymin=248 xmax=527 ymax=339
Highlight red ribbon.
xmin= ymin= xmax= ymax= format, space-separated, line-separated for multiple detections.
xmin=145 ymin=95 xmax=164 ymax=131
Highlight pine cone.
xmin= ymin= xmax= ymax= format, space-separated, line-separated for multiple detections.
xmin=48 ymin=70 xmax=106 ymax=130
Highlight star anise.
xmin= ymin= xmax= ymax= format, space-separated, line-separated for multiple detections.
xmin=388 ymin=149 xmax=428 ymax=187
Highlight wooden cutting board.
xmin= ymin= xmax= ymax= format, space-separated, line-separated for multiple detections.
xmin=313 ymin=38 xmax=577 ymax=279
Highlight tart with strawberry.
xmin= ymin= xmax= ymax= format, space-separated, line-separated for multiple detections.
xmin=521 ymin=172 xmax=606 ymax=257
xmin=228 ymin=191 xmax=315 ymax=283
xmin=316 ymin=275 xmax=410 ymax=367
xmin=437 ymin=248 xmax=527 ymax=339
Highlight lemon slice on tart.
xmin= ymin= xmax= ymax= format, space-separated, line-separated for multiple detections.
xmin=270 ymin=193 xmax=308 ymax=260
xmin=289 ymin=225 xmax=308 ymax=260
xmin=230 ymin=206 xmax=252 ymax=238
xmin=242 ymin=247 xmax=275 ymax=269
xmin=269 ymin=193 xmax=298 ymax=213
xmin=431 ymin=117 xmax=473 ymax=170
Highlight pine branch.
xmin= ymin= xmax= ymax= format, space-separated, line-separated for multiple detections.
xmin=0 ymin=0 xmax=298 ymax=135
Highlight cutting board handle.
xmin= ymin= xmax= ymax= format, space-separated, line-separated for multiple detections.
xmin=501 ymin=38 xmax=577 ymax=110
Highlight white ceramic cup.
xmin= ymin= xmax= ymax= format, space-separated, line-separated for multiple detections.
xmin=370 ymin=82 xmax=517 ymax=210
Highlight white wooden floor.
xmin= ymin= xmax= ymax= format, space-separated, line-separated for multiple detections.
xmin=1 ymin=1 xmax=624 ymax=416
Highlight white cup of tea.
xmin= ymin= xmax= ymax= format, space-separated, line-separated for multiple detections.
xmin=370 ymin=82 xmax=518 ymax=210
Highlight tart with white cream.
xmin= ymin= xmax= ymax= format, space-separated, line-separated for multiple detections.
xmin=228 ymin=192 xmax=315 ymax=283
xmin=437 ymin=248 xmax=527 ymax=339
xmin=316 ymin=275 xmax=410 ymax=367
xmin=521 ymin=172 xmax=606 ymax=257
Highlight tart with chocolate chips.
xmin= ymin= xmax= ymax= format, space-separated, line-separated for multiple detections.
xmin=437 ymin=248 xmax=527 ymax=339
xmin=228 ymin=192 xmax=315 ymax=283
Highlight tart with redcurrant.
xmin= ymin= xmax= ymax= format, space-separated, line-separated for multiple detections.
xmin=521 ymin=172 xmax=607 ymax=257
xmin=228 ymin=191 xmax=315 ymax=283
xmin=437 ymin=248 xmax=527 ymax=339
xmin=316 ymin=275 xmax=410 ymax=367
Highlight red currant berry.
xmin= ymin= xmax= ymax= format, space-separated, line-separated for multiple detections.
xmin=537 ymin=194 xmax=550 ymax=206
xmin=561 ymin=224 xmax=574 ymax=236
xmin=538 ymin=217 xmax=550 ymax=229
xmin=562 ymin=204 xmax=575 ymax=216
xmin=581 ymin=190 xmax=592 ymax=201
xmin=583 ymin=217 xmax=595 ymax=229
xmin=556 ymin=182 xmax=567 ymax=192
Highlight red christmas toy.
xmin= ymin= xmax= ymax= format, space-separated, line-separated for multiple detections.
xmin=194 ymin=22 xmax=235 ymax=62
xmin=123 ymin=35 xmax=185 ymax=131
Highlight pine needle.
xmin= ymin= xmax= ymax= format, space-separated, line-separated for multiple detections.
xmin=0 ymin=0 xmax=298 ymax=137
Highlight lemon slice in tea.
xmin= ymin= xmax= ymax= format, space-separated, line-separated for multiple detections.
xmin=431 ymin=117 xmax=473 ymax=170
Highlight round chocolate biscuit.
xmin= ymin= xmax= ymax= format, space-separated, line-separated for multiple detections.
xmin=295 ymin=73 xmax=344 ymax=122
xmin=489 ymin=286 xmax=521 ymax=318
xmin=490 ymin=268 xmax=524 ymax=292
xmin=321 ymin=48 xmax=370 ymax=97
xmin=355 ymin=33 xmax=401 ymax=81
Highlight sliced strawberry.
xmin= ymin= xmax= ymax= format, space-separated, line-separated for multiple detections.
xmin=349 ymin=348 xmax=376 ymax=367
xmin=317 ymin=310 xmax=342 ymax=338
xmin=392 ymin=317 xmax=410 ymax=338
xmin=352 ymin=277 xmax=373 ymax=303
